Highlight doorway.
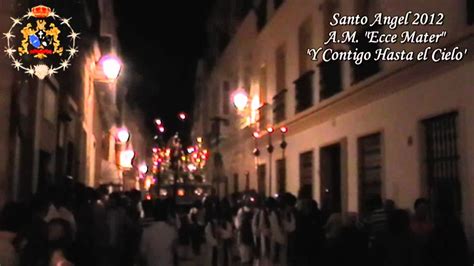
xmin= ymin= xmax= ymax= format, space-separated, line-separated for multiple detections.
xmin=320 ymin=143 xmax=342 ymax=217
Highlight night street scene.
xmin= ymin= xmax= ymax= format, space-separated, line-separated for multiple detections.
xmin=0 ymin=0 xmax=473 ymax=265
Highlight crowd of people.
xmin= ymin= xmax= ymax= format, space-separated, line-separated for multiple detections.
xmin=0 ymin=177 xmax=471 ymax=266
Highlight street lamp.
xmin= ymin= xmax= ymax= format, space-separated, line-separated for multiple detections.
xmin=100 ymin=55 xmax=122 ymax=80
xmin=139 ymin=163 xmax=148 ymax=175
xmin=117 ymin=128 xmax=130 ymax=144
xmin=178 ymin=112 xmax=187 ymax=121
xmin=119 ymin=150 xmax=135 ymax=169
xmin=232 ymin=90 xmax=249 ymax=112
xmin=266 ymin=126 xmax=275 ymax=195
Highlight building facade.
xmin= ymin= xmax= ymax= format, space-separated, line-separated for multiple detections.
xmin=0 ymin=0 xmax=136 ymax=205
xmin=193 ymin=0 xmax=474 ymax=249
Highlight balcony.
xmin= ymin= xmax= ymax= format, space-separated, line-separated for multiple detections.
xmin=273 ymin=89 xmax=287 ymax=124
xmin=274 ymin=0 xmax=284 ymax=9
xmin=294 ymin=71 xmax=314 ymax=113
xmin=256 ymin=0 xmax=267 ymax=31
xmin=351 ymin=26 xmax=381 ymax=83
xmin=257 ymin=103 xmax=270 ymax=130
xmin=319 ymin=60 xmax=342 ymax=101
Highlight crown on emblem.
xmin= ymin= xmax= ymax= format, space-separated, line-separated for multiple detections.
xmin=31 ymin=5 xmax=51 ymax=18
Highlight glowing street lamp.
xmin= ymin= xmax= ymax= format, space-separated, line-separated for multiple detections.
xmin=178 ymin=112 xmax=187 ymax=121
xmin=232 ymin=90 xmax=249 ymax=112
xmin=117 ymin=128 xmax=130 ymax=144
xmin=155 ymin=119 xmax=162 ymax=126
xmin=139 ymin=163 xmax=148 ymax=174
xmin=100 ymin=55 xmax=122 ymax=80
xmin=119 ymin=150 xmax=135 ymax=169
xmin=266 ymin=126 xmax=274 ymax=134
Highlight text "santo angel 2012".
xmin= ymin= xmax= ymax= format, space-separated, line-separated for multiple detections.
xmin=330 ymin=11 xmax=444 ymax=29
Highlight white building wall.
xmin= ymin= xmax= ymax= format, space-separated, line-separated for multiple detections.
xmin=198 ymin=0 xmax=474 ymax=245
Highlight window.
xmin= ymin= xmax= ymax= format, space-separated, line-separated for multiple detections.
xmin=273 ymin=89 xmax=286 ymax=123
xmin=319 ymin=60 xmax=342 ymax=100
xmin=43 ymin=84 xmax=57 ymax=124
xmin=275 ymin=45 xmax=286 ymax=91
xmin=274 ymin=0 xmax=284 ymax=10
xmin=256 ymin=0 xmax=267 ymax=31
xmin=211 ymin=86 xmax=218 ymax=115
xmin=299 ymin=151 xmax=314 ymax=198
xmin=276 ymin=159 xmax=286 ymax=193
xmin=259 ymin=65 xmax=267 ymax=104
xmin=351 ymin=27 xmax=380 ymax=83
xmin=294 ymin=71 xmax=314 ymax=113
xmin=468 ymin=0 xmax=474 ymax=25
xmin=257 ymin=164 xmax=266 ymax=195
xmin=259 ymin=65 xmax=269 ymax=128
xmin=218 ymin=31 xmax=230 ymax=54
xmin=233 ymin=173 xmax=239 ymax=193
xmin=244 ymin=65 xmax=252 ymax=93
xmin=351 ymin=0 xmax=380 ymax=83
xmin=423 ymin=112 xmax=461 ymax=219
xmin=358 ymin=133 xmax=382 ymax=214
xmin=298 ymin=18 xmax=313 ymax=75
xmin=238 ymin=0 xmax=253 ymax=19
xmin=223 ymin=81 xmax=230 ymax=115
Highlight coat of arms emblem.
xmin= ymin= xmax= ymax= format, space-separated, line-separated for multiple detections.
xmin=3 ymin=5 xmax=79 ymax=79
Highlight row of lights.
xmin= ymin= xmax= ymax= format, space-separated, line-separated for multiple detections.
xmin=232 ymin=89 xmax=289 ymax=195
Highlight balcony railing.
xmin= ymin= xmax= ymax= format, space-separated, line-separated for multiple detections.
xmin=274 ymin=0 xmax=284 ymax=9
xmin=257 ymin=103 xmax=270 ymax=130
xmin=256 ymin=0 xmax=267 ymax=31
xmin=294 ymin=71 xmax=314 ymax=113
xmin=319 ymin=60 xmax=342 ymax=101
xmin=273 ymin=89 xmax=287 ymax=124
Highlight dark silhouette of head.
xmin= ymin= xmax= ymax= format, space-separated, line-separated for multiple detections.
xmin=387 ymin=209 xmax=410 ymax=234
xmin=414 ymin=198 xmax=430 ymax=219
xmin=153 ymin=199 xmax=169 ymax=221
xmin=384 ymin=199 xmax=396 ymax=213
xmin=0 ymin=202 xmax=26 ymax=233
xmin=367 ymin=194 xmax=383 ymax=211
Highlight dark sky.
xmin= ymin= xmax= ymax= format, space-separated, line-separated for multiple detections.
xmin=114 ymin=1 xmax=214 ymax=142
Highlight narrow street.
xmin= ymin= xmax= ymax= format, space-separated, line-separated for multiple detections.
xmin=0 ymin=0 xmax=473 ymax=266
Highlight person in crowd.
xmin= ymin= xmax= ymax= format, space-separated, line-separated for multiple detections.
xmin=18 ymin=194 xmax=50 ymax=266
xmin=204 ymin=208 xmax=233 ymax=266
xmin=141 ymin=200 xmax=155 ymax=228
xmin=337 ymin=212 xmax=369 ymax=266
xmin=410 ymin=198 xmax=433 ymax=238
xmin=205 ymin=209 xmax=219 ymax=266
xmin=427 ymin=198 xmax=470 ymax=266
xmin=140 ymin=199 xmax=178 ymax=266
xmin=375 ymin=209 xmax=414 ymax=266
xmin=44 ymin=186 xmax=77 ymax=238
xmin=294 ymin=198 xmax=324 ymax=266
xmin=188 ymin=202 xmax=205 ymax=263
xmin=366 ymin=194 xmax=388 ymax=248
xmin=218 ymin=206 xmax=234 ymax=266
xmin=410 ymin=198 xmax=433 ymax=266
xmin=102 ymin=192 xmax=132 ymax=266
xmin=251 ymin=196 xmax=264 ymax=266
xmin=235 ymin=197 xmax=255 ymax=266
xmin=92 ymin=187 xmax=110 ymax=266
xmin=45 ymin=218 xmax=75 ymax=266
xmin=73 ymin=187 xmax=98 ymax=266
xmin=281 ymin=193 xmax=297 ymax=266
xmin=0 ymin=202 xmax=26 ymax=266
xmin=268 ymin=197 xmax=285 ymax=266
xmin=384 ymin=199 xmax=396 ymax=215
